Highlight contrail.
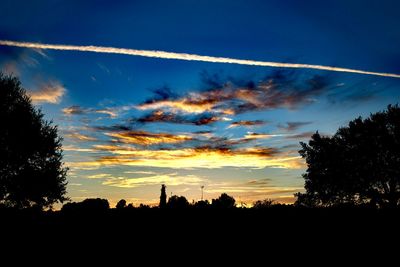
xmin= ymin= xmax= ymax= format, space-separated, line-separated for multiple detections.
xmin=1 ymin=40 xmax=399 ymax=78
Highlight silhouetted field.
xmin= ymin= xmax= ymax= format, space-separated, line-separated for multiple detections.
xmin=1 ymin=207 xmax=399 ymax=261
xmin=2 ymin=207 xmax=399 ymax=238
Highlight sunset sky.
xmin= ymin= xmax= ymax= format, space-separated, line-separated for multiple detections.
xmin=1 ymin=0 xmax=400 ymax=206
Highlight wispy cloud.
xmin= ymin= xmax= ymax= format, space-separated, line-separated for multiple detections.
xmin=243 ymin=132 xmax=281 ymax=140
xmin=134 ymin=110 xmax=226 ymax=126
xmin=106 ymin=130 xmax=193 ymax=145
xmin=65 ymin=132 xmax=97 ymax=142
xmin=228 ymin=120 xmax=266 ymax=128
xmin=286 ymin=131 xmax=315 ymax=140
xmin=68 ymin=144 xmax=304 ymax=170
xmin=63 ymin=145 xmax=96 ymax=152
xmin=1 ymin=40 xmax=399 ymax=78
xmin=102 ymin=173 xmax=204 ymax=188
xmin=28 ymin=81 xmax=66 ymax=104
xmin=278 ymin=121 xmax=312 ymax=132
xmin=62 ymin=105 xmax=120 ymax=118
xmin=62 ymin=105 xmax=87 ymax=115
xmin=137 ymin=73 xmax=329 ymax=115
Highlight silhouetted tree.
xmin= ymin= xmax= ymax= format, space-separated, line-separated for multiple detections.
xmin=296 ymin=105 xmax=400 ymax=208
xmin=193 ymin=200 xmax=210 ymax=208
xmin=167 ymin=195 xmax=189 ymax=208
xmin=253 ymin=199 xmax=275 ymax=209
xmin=138 ymin=203 xmax=150 ymax=209
xmin=212 ymin=193 xmax=236 ymax=208
xmin=116 ymin=199 xmax=127 ymax=209
xmin=61 ymin=198 xmax=109 ymax=213
xmin=159 ymin=184 xmax=167 ymax=208
xmin=0 ymin=73 xmax=68 ymax=209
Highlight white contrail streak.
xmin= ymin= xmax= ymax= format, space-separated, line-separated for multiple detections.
xmin=1 ymin=40 xmax=399 ymax=78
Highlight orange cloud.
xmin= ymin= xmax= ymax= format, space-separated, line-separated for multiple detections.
xmin=137 ymin=74 xmax=329 ymax=115
xmin=29 ymin=81 xmax=66 ymax=104
xmin=102 ymin=173 xmax=204 ymax=188
xmin=106 ymin=130 xmax=193 ymax=145
xmin=243 ymin=132 xmax=279 ymax=140
xmin=137 ymin=98 xmax=215 ymax=114
xmin=68 ymin=144 xmax=304 ymax=170
xmin=65 ymin=132 xmax=97 ymax=142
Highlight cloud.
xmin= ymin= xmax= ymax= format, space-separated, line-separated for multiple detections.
xmin=285 ymin=131 xmax=318 ymax=140
xmin=65 ymin=132 xmax=97 ymax=142
xmin=279 ymin=121 xmax=312 ymax=132
xmin=124 ymin=171 xmax=157 ymax=175
xmin=2 ymin=61 xmax=19 ymax=75
xmin=63 ymin=145 xmax=96 ymax=152
xmin=68 ymin=144 xmax=304 ymax=170
xmin=137 ymin=72 xmax=329 ymax=115
xmin=62 ymin=105 xmax=87 ymax=115
xmin=102 ymin=173 xmax=204 ymax=188
xmin=92 ymin=124 xmax=131 ymax=132
xmin=62 ymin=105 xmax=120 ymax=118
xmin=106 ymin=130 xmax=193 ymax=145
xmin=28 ymin=81 xmax=66 ymax=104
xmin=228 ymin=120 xmax=266 ymax=128
xmin=1 ymin=40 xmax=399 ymax=78
xmin=134 ymin=110 xmax=223 ymax=126
xmin=243 ymin=132 xmax=281 ymax=140
xmin=246 ymin=178 xmax=271 ymax=187
xmin=0 ymin=46 xmax=49 ymax=76
xmin=87 ymin=173 xmax=109 ymax=179
xmin=95 ymin=108 xmax=118 ymax=118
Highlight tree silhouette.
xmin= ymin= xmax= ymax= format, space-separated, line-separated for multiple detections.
xmin=116 ymin=199 xmax=127 ymax=209
xmin=167 ymin=195 xmax=189 ymax=208
xmin=296 ymin=104 xmax=400 ymax=208
xmin=159 ymin=184 xmax=167 ymax=208
xmin=212 ymin=193 xmax=236 ymax=208
xmin=253 ymin=199 xmax=275 ymax=209
xmin=61 ymin=198 xmax=109 ymax=212
xmin=193 ymin=200 xmax=210 ymax=208
xmin=0 ymin=73 xmax=68 ymax=209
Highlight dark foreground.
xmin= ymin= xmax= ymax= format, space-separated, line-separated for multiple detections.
xmin=2 ymin=207 xmax=399 ymax=260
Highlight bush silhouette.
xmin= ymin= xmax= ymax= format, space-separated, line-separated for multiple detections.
xmin=296 ymin=104 xmax=400 ymax=208
xmin=193 ymin=200 xmax=210 ymax=208
xmin=253 ymin=199 xmax=275 ymax=209
xmin=0 ymin=73 xmax=68 ymax=209
xmin=61 ymin=198 xmax=109 ymax=212
xmin=116 ymin=199 xmax=127 ymax=209
xmin=212 ymin=193 xmax=236 ymax=208
xmin=167 ymin=195 xmax=189 ymax=208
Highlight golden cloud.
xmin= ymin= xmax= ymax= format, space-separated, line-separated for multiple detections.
xmin=243 ymin=132 xmax=279 ymax=140
xmin=106 ymin=130 xmax=193 ymax=145
xmin=68 ymin=144 xmax=304 ymax=170
xmin=65 ymin=132 xmax=97 ymax=142
xmin=102 ymin=173 xmax=204 ymax=188
xmin=137 ymin=98 xmax=215 ymax=114
xmin=29 ymin=82 xmax=66 ymax=104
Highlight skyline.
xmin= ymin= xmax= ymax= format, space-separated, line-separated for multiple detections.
xmin=1 ymin=0 xmax=400 ymax=207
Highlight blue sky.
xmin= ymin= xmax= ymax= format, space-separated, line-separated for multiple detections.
xmin=1 ymin=0 xmax=400 ymax=206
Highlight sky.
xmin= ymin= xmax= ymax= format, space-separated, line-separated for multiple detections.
xmin=1 ymin=0 xmax=400 ymax=207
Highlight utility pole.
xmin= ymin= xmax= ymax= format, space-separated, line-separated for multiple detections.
xmin=201 ymin=185 xmax=204 ymax=201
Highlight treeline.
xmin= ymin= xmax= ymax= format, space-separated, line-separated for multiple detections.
xmin=60 ymin=193 xmax=290 ymax=213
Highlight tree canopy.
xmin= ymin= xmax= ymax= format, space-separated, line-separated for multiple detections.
xmin=296 ymin=104 xmax=400 ymax=208
xmin=167 ymin=195 xmax=189 ymax=208
xmin=0 ymin=73 xmax=68 ymax=209
xmin=212 ymin=193 xmax=236 ymax=208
